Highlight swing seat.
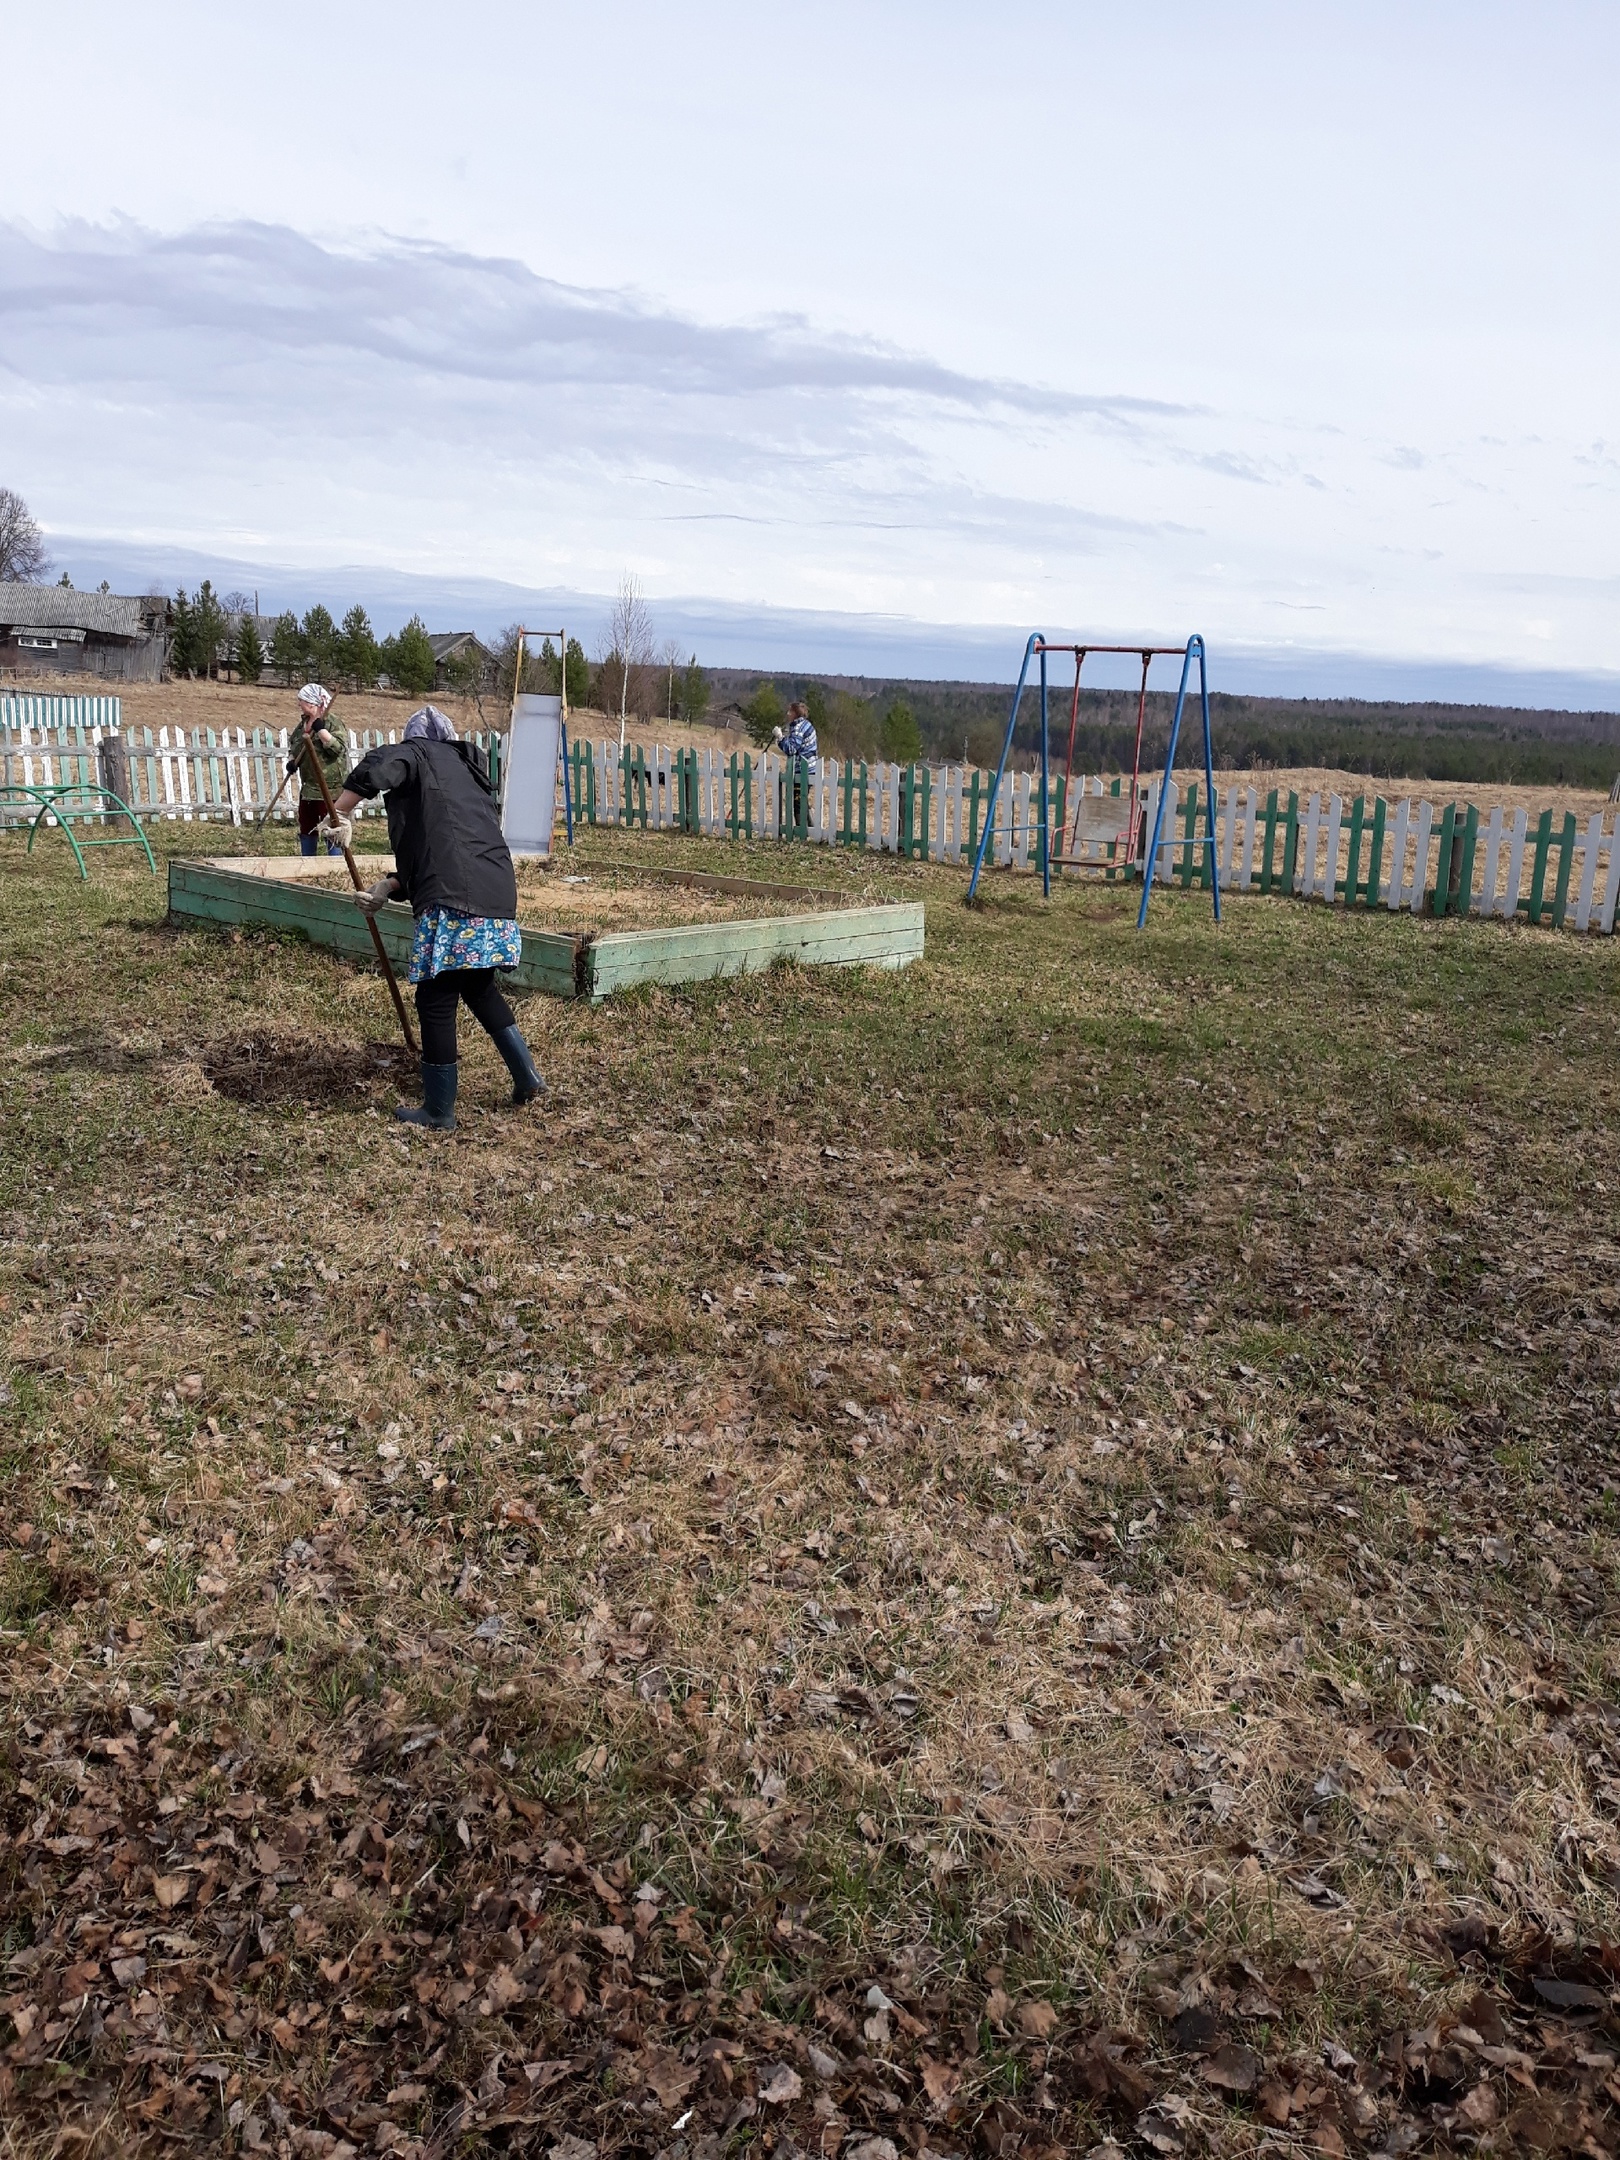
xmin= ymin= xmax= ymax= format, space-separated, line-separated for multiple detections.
xmin=1054 ymin=789 xmax=1136 ymax=873
xmin=1073 ymin=795 xmax=1132 ymax=846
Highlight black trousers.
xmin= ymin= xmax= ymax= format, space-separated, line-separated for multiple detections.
xmin=415 ymin=967 xmax=516 ymax=1065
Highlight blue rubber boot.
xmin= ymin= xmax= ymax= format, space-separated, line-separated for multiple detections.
xmin=298 ymin=828 xmax=318 ymax=857
xmin=395 ymin=1062 xmax=458 ymax=1130
xmin=492 ymin=1024 xmax=546 ymax=1106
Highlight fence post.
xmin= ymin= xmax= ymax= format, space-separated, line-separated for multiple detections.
xmin=1550 ymin=811 xmax=1578 ymax=928
xmin=1431 ymin=804 xmax=1457 ymax=915
xmin=1601 ymin=817 xmax=1620 ymax=934
xmin=1366 ymin=797 xmax=1387 ymax=908
xmin=1343 ymin=795 xmax=1365 ymax=904
xmin=97 ymin=733 xmax=133 ymax=826
xmin=1177 ymin=781 xmax=1197 ymax=888
xmin=1522 ymin=809 xmax=1552 ymax=920
xmin=1455 ymin=805 xmax=1480 ymax=917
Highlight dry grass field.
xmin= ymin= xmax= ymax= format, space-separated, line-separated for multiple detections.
xmin=294 ymin=862 xmax=838 ymax=937
xmin=1207 ymin=770 xmax=1614 ymax=830
xmin=2 ymin=822 xmax=1620 ymax=2160
xmin=22 ymin=676 xmax=746 ymax=766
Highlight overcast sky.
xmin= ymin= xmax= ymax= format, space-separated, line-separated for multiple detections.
xmin=4 ymin=2 xmax=1617 ymax=697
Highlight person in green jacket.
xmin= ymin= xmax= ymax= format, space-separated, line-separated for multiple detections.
xmin=288 ymin=683 xmax=350 ymax=855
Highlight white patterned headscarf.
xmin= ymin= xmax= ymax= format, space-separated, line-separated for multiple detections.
xmin=403 ymin=705 xmax=457 ymax=743
xmin=297 ymin=683 xmax=334 ymax=717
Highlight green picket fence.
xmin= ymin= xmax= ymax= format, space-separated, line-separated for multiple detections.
xmin=558 ymin=741 xmax=1620 ymax=936
xmin=8 ymin=703 xmax=1613 ymax=935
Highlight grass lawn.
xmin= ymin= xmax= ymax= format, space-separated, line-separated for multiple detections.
xmin=2 ymin=825 xmax=1619 ymax=2159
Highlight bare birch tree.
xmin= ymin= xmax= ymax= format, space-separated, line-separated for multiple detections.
xmin=0 ymin=489 xmax=50 ymax=584
xmin=602 ymin=572 xmax=654 ymax=751
xmin=660 ymin=638 xmax=684 ymax=727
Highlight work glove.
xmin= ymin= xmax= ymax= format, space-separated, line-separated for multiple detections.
xmin=319 ymin=813 xmax=354 ymax=851
xmin=354 ymin=876 xmax=396 ymax=915
xmin=284 ymin=754 xmax=301 ymax=774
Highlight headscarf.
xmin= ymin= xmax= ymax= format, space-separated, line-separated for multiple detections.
xmin=297 ymin=683 xmax=334 ymax=717
xmin=403 ymin=705 xmax=458 ymax=743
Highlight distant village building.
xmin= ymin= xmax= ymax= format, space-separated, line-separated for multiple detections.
xmin=428 ymin=631 xmax=497 ymax=693
xmin=0 ymin=585 xmax=170 ymax=682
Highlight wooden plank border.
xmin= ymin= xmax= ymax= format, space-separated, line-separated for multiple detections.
xmin=167 ymin=861 xmax=924 ymax=1005
xmin=583 ymin=903 xmax=924 ymax=1001
xmin=167 ymin=861 xmax=579 ymax=997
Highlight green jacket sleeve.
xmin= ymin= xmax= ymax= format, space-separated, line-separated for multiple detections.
xmin=296 ymin=718 xmax=350 ymax=796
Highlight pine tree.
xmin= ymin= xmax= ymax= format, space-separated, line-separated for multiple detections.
xmin=194 ymin=580 xmax=227 ymax=679
xmin=533 ymin=637 xmax=559 ymax=693
xmin=339 ymin=604 xmax=379 ymax=690
xmin=879 ymin=698 xmax=922 ymax=763
xmin=387 ymin=615 xmax=437 ymax=697
xmin=741 ymin=681 xmax=785 ymax=748
xmin=301 ymin=605 xmax=339 ymax=688
xmin=564 ymin=637 xmax=590 ymax=708
xmin=269 ymin=612 xmax=305 ymax=685
xmin=168 ymin=588 xmax=199 ymax=677
xmin=678 ymin=656 xmax=709 ymax=725
xmin=236 ymin=616 xmax=264 ymax=685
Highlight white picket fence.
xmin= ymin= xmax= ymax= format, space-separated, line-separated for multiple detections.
xmin=4 ymin=700 xmax=1617 ymax=934
xmin=573 ymin=743 xmax=1620 ymax=934
xmin=0 ymin=702 xmax=493 ymax=828
xmin=1198 ymin=783 xmax=1620 ymax=933
xmin=570 ymin=740 xmax=1130 ymax=870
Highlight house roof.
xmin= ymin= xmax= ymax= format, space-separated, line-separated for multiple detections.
xmin=427 ymin=631 xmax=493 ymax=661
xmin=0 ymin=584 xmax=151 ymax=640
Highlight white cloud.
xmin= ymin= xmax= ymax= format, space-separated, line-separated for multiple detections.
xmin=1 ymin=210 xmax=1617 ymax=689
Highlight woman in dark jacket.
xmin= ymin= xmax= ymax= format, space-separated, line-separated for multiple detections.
xmin=331 ymin=706 xmax=544 ymax=1131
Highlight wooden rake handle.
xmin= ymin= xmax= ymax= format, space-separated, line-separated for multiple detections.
xmin=249 ymin=757 xmax=298 ymax=841
xmin=306 ymin=737 xmax=420 ymax=1059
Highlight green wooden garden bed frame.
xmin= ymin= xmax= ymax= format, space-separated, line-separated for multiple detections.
xmin=167 ymin=859 xmax=924 ymax=1002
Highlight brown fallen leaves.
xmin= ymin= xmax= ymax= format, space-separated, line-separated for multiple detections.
xmin=6 ymin=838 xmax=1620 ymax=2159
xmin=31 ymin=1705 xmax=1619 ymax=2160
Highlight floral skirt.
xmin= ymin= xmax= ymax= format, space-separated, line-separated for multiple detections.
xmin=408 ymin=907 xmax=523 ymax=985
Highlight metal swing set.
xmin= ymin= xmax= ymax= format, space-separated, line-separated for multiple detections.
xmin=964 ymin=631 xmax=1219 ymax=928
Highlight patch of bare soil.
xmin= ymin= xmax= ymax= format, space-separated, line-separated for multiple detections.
xmin=197 ymin=1029 xmax=415 ymax=1106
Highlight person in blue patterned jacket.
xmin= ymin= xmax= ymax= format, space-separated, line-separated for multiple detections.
xmin=330 ymin=706 xmax=544 ymax=1132
xmin=772 ymin=701 xmax=818 ymax=830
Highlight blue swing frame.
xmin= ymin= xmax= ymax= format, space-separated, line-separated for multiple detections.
xmin=964 ymin=631 xmax=1219 ymax=929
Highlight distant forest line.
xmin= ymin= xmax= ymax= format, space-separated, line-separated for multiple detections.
xmin=706 ymin=668 xmax=1620 ymax=789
